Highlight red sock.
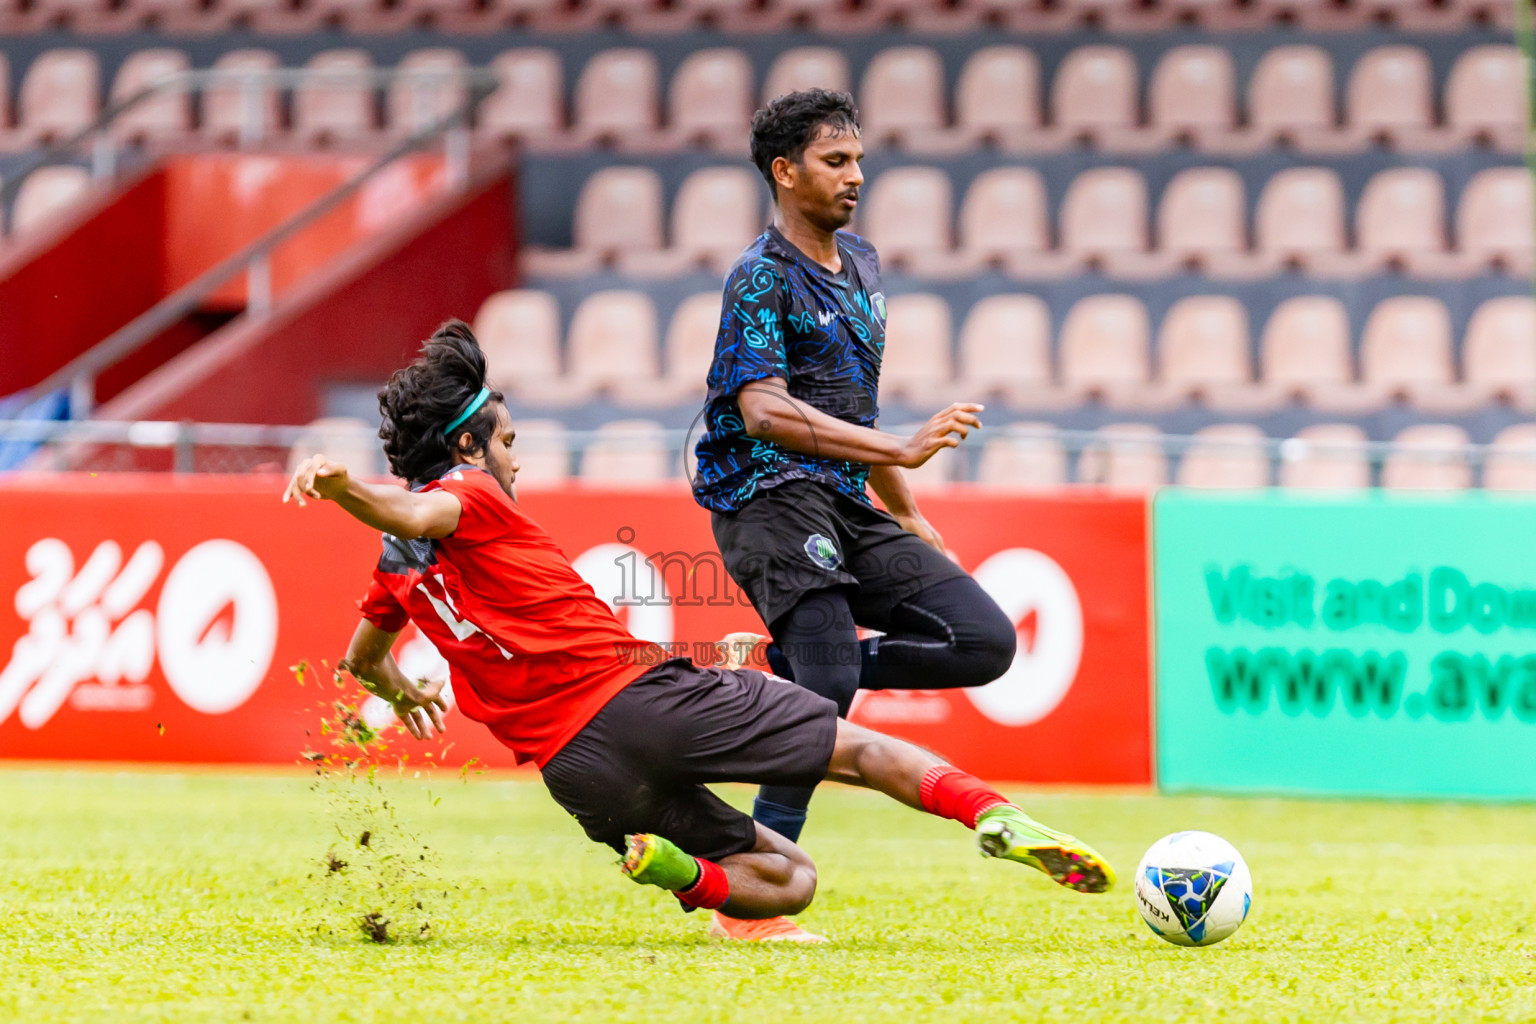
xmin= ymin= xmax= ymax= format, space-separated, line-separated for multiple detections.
xmin=919 ymin=766 xmax=1009 ymax=830
xmin=676 ymin=857 xmax=730 ymax=911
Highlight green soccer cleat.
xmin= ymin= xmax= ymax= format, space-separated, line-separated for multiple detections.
xmin=621 ymin=833 xmax=699 ymax=892
xmin=975 ymin=806 xmax=1117 ymax=894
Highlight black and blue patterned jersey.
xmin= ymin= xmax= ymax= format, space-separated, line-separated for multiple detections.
xmin=691 ymin=226 xmax=888 ymax=514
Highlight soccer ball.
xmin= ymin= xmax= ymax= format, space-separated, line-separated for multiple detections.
xmin=1133 ymin=831 xmax=1252 ymax=947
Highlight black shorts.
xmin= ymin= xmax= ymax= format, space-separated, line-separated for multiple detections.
xmin=539 ymin=658 xmax=839 ymax=862
xmin=712 ymin=478 xmax=972 ymax=631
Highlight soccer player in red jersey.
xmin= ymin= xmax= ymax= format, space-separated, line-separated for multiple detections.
xmin=284 ymin=321 xmax=1115 ymax=934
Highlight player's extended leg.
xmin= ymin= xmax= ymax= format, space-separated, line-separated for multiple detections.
xmin=621 ymin=823 xmax=817 ymax=921
xmin=824 ymin=719 xmax=1116 ymax=894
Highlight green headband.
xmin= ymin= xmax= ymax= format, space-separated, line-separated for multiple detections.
xmin=443 ymin=386 xmax=491 ymax=437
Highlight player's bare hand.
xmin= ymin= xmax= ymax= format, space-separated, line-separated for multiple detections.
xmin=898 ymin=403 xmax=983 ymax=468
xmin=283 ymin=455 xmax=351 ymax=507
xmin=892 ymin=510 xmax=946 ymax=554
xmin=393 ymin=678 xmax=449 ymax=740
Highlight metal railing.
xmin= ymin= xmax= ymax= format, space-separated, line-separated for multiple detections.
xmin=4 ymin=65 xmax=500 ymax=419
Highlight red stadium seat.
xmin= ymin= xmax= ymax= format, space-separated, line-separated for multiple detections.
xmin=1077 ymin=423 xmax=1168 ymax=491
xmin=567 ymin=292 xmax=663 ymax=406
xmin=388 ymin=48 xmax=468 ymax=138
xmin=11 ymin=165 xmax=92 ymax=236
xmin=1381 ymin=424 xmax=1471 ymax=491
xmin=474 ymin=289 xmax=571 ymax=404
xmin=293 ymin=50 xmax=378 ymax=146
xmin=664 ymin=166 xmax=765 ymax=274
xmin=523 ymin=166 xmax=664 ymax=277
xmin=108 ymin=48 xmax=191 ymax=144
xmin=1050 ymin=46 xmax=1144 ymax=150
xmin=762 ymin=47 xmax=850 ymax=103
xmin=478 ymin=49 xmax=566 ymax=147
xmin=1345 ymin=46 xmax=1440 ymax=150
xmin=667 ymin=48 xmax=752 ymax=151
xmin=955 ymin=294 xmax=1055 ymax=405
xmin=859 ymin=47 xmax=947 ymax=150
xmin=957 ymin=168 xmax=1054 ymax=275
xmin=861 ymin=166 xmax=953 ymax=273
xmin=1456 ymin=168 xmax=1533 ymax=275
xmin=17 ymin=49 xmax=100 ymax=145
xmin=1484 ymin=424 xmax=1536 ymax=492
xmin=1059 ymin=294 xmax=1151 ymax=404
xmin=1148 ymin=46 xmax=1236 ymax=148
xmin=1445 ymin=45 xmax=1524 ymax=151
xmin=581 ymin=419 xmax=673 ymax=483
xmin=0 ymin=55 xmax=11 ymax=132
xmin=659 ymin=293 xmax=724 ymax=404
xmin=1059 ymin=167 xmax=1149 ymax=269
xmin=1246 ymin=45 xmax=1347 ymax=151
xmin=1157 ymin=168 xmax=1246 ymax=271
xmin=1260 ymin=296 xmax=1355 ymax=405
xmin=1176 ymin=424 xmax=1271 ymax=489
xmin=201 ymin=49 xmax=282 ymax=147
xmin=506 ymin=419 xmax=571 ymax=484
xmin=1359 ymin=296 xmax=1455 ymax=406
xmin=1354 ymin=168 xmax=1448 ymax=274
xmin=1279 ymin=424 xmax=1371 ymax=490
xmin=976 ymin=424 xmax=1068 ymax=490
xmin=1157 ymin=296 xmax=1255 ymax=407
xmin=1254 ymin=168 xmax=1347 ymax=270
xmin=1463 ymin=297 xmax=1536 ymax=407
xmin=954 ymin=46 xmax=1042 ymax=148
xmin=572 ymin=49 xmax=660 ymax=148
xmin=880 ymin=293 xmax=954 ymax=402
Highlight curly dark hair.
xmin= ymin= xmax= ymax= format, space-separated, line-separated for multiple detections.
xmin=750 ymin=88 xmax=860 ymax=200
xmin=378 ymin=319 xmax=505 ymax=485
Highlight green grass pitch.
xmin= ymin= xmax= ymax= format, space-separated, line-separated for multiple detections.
xmin=4 ymin=765 xmax=1536 ymax=1023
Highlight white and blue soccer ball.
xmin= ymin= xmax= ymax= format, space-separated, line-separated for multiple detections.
xmin=1134 ymin=831 xmax=1252 ymax=947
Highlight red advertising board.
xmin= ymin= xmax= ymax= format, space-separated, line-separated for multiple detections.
xmin=0 ymin=477 xmax=1150 ymax=783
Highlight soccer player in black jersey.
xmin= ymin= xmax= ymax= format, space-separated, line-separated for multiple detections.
xmin=692 ymin=90 xmax=1020 ymax=941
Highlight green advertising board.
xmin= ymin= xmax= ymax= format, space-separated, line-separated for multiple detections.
xmin=1155 ymin=490 xmax=1536 ymax=799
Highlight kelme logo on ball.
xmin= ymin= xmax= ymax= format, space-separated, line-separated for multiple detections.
xmin=804 ymin=534 xmax=841 ymax=571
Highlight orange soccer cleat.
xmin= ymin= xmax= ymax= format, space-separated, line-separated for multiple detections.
xmin=708 ymin=912 xmax=828 ymax=944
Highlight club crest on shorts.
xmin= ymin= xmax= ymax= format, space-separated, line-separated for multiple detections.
xmin=804 ymin=533 xmax=841 ymax=571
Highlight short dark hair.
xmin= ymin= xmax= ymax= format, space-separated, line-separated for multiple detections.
xmin=750 ymin=89 xmax=860 ymax=199
xmin=377 ymin=319 xmax=505 ymax=485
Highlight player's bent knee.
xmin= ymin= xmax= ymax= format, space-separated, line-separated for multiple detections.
xmin=963 ymin=600 xmax=1017 ymax=685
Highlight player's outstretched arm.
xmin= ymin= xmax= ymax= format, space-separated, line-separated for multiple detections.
xmin=282 ymin=454 xmax=462 ymax=540
xmin=868 ymin=464 xmax=945 ymax=553
xmin=738 ymin=379 xmax=982 ymax=469
xmin=339 ymin=619 xmax=448 ymax=740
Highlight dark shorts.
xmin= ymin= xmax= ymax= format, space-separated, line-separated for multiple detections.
xmin=712 ymin=478 xmax=972 ymax=631
xmin=539 ymin=658 xmax=839 ymax=862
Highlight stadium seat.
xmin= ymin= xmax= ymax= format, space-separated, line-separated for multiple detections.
xmin=11 ymin=164 xmax=91 ymax=236
xmin=975 ymin=423 xmax=1068 ymax=489
xmin=1358 ymin=296 xmax=1456 ymax=407
xmin=293 ymin=50 xmax=378 ymax=146
xmin=506 ymin=419 xmax=571 ymax=484
xmin=1156 ymin=295 xmax=1258 ymax=408
xmin=1157 ymin=168 xmax=1247 ymax=272
xmin=1279 ymin=424 xmax=1372 ymax=490
xmin=859 ymin=47 xmax=948 ymax=151
xmin=1176 ymin=423 xmax=1271 ymax=489
xmin=108 ymin=48 xmax=191 ymax=145
xmin=1050 ymin=46 xmax=1146 ymax=151
xmin=1381 ymin=424 xmax=1472 ymax=491
xmin=1246 ymin=45 xmax=1339 ymax=150
xmin=572 ymin=49 xmax=660 ymax=149
xmin=1445 ymin=45 xmax=1524 ymax=151
xmin=474 ymin=289 xmax=575 ymax=404
xmin=957 ymin=167 xmax=1056 ymax=276
xmin=566 ymin=291 xmax=664 ymax=406
xmin=1254 ymin=168 xmax=1347 ymax=270
xmin=1058 ymin=293 xmax=1152 ymax=405
xmin=879 ymin=293 xmax=954 ymax=402
xmin=762 ymin=48 xmax=850 ymax=104
xmin=580 ymin=419 xmax=673 ymax=483
xmin=667 ymin=48 xmax=752 ymax=151
xmin=16 ymin=49 xmax=100 ymax=145
xmin=202 ymin=49 xmax=282 ymax=147
xmin=21 ymin=0 xmax=116 ymax=31
xmin=522 ymin=166 xmax=664 ymax=276
xmin=1345 ymin=46 xmax=1440 ymax=150
xmin=659 ymin=292 xmax=723 ymax=403
xmin=861 ymin=167 xmax=953 ymax=274
xmin=1059 ymin=168 xmax=1155 ymax=272
xmin=478 ymin=49 xmax=566 ymax=147
xmin=1148 ymin=46 xmax=1237 ymax=148
xmin=388 ymin=49 xmax=468 ymax=137
xmin=953 ymin=46 xmax=1043 ymax=149
xmin=1463 ymin=297 xmax=1536 ymax=408
xmin=955 ymin=293 xmax=1057 ymax=406
xmin=1259 ymin=296 xmax=1356 ymax=407
xmin=663 ymin=167 xmax=764 ymax=274
xmin=1456 ymin=168 xmax=1533 ymax=275
xmin=1077 ymin=423 xmax=1168 ymax=490
xmin=1483 ymin=424 xmax=1536 ymax=492
xmin=288 ymin=418 xmax=384 ymax=478
xmin=1354 ymin=168 xmax=1449 ymax=274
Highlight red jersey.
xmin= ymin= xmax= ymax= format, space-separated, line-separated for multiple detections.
xmin=357 ymin=466 xmax=661 ymax=766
